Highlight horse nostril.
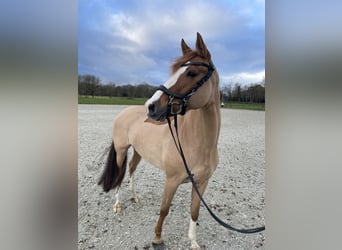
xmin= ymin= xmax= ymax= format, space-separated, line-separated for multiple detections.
xmin=148 ymin=103 xmax=155 ymax=113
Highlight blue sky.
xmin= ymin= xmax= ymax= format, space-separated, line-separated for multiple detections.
xmin=78 ymin=0 xmax=264 ymax=86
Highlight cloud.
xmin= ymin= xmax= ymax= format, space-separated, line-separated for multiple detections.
xmin=106 ymin=2 xmax=240 ymax=50
xmin=220 ymin=70 xmax=265 ymax=85
xmin=78 ymin=0 xmax=264 ymax=85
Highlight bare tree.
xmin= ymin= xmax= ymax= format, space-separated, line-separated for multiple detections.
xmin=78 ymin=74 xmax=100 ymax=97
xmin=221 ymin=82 xmax=233 ymax=101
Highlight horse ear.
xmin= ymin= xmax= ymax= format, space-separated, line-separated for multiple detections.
xmin=196 ymin=32 xmax=211 ymax=59
xmin=181 ymin=38 xmax=192 ymax=55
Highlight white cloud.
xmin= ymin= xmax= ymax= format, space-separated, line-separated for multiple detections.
xmin=110 ymin=12 xmax=146 ymax=48
xmin=106 ymin=2 xmax=240 ymax=52
xmin=220 ymin=70 xmax=265 ymax=85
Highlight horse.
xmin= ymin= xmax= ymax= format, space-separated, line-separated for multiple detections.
xmin=98 ymin=32 xmax=220 ymax=249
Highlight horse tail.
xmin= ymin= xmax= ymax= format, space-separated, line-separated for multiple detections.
xmin=98 ymin=141 xmax=127 ymax=192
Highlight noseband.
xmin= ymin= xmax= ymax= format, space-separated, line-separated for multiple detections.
xmin=157 ymin=61 xmax=215 ymax=116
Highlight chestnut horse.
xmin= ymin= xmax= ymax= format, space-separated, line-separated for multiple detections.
xmin=99 ymin=33 xmax=220 ymax=249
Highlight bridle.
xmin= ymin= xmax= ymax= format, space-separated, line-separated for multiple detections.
xmin=157 ymin=61 xmax=215 ymax=116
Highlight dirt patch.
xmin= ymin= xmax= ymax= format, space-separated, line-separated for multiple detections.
xmin=78 ymin=105 xmax=265 ymax=249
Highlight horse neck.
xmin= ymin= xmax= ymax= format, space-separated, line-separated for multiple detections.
xmin=182 ymin=92 xmax=221 ymax=148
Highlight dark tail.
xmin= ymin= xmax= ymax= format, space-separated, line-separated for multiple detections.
xmin=98 ymin=142 xmax=127 ymax=192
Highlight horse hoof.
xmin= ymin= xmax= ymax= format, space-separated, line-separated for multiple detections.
xmin=152 ymin=240 xmax=165 ymax=250
xmin=190 ymin=241 xmax=201 ymax=250
xmin=130 ymin=197 xmax=139 ymax=204
xmin=191 ymin=246 xmax=201 ymax=250
xmin=152 ymin=238 xmax=164 ymax=245
xmin=113 ymin=204 xmax=122 ymax=213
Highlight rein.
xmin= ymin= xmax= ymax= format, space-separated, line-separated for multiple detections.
xmin=166 ymin=114 xmax=265 ymax=234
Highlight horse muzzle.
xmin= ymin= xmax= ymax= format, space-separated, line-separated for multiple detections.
xmin=146 ymin=100 xmax=168 ymax=122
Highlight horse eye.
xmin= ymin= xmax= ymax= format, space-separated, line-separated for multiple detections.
xmin=187 ymin=71 xmax=197 ymax=78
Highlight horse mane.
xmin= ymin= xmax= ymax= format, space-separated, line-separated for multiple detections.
xmin=171 ymin=51 xmax=201 ymax=74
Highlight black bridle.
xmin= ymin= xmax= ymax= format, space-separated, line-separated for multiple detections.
xmin=157 ymin=61 xmax=215 ymax=116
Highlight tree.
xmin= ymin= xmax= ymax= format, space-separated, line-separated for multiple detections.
xmin=232 ymin=83 xmax=242 ymax=102
xmin=78 ymin=74 xmax=100 ymax=97
xmin=221 ymin=83 xmax=233 ymax=102
xmin=220 ymin=81 xmax=265 ymax=104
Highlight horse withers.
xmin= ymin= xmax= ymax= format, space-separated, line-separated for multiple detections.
xmin=98 ymin=32 xmax=221 ymax=249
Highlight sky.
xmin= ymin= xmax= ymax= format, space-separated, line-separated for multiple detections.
xmin=78 ymin=0 xmax=264 ymax=86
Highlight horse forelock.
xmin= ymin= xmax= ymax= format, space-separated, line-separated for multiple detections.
xmin=171 ymin=51 xmax=199 ymax=74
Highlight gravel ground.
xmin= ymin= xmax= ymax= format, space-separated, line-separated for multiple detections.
xmin=78 ymin=105 xmax=265 ymax=250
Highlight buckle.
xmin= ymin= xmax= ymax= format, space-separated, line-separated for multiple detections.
xmin=170 ymin=101 xmax=183 ymax=115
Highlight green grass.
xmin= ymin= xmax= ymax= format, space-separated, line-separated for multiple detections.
xmin=78 ymin=96 xmax=148 ymax=105
xmin=78 ymin=96 xmax=265 ymax=111
xmin=222 ymin=102 xmax=265 ymax=111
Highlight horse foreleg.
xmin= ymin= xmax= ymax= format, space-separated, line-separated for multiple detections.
xmin=189 ymin=180 xmax=209 ymax=250
xmin=129 ymin=149 xmax=141 ymax=203
xmin=153 ymin=178 xmax=180 ymax=245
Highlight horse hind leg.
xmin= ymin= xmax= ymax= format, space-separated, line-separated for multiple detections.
xmin=112 ymin=145 xmax=129 ymax=213
xmin=113 ymin=188 xmax=122 ymax=213
xmin=129 ymin=149 xmax=141 ymax=203
xmin=98 ymin=141 xmax=128 ymax=213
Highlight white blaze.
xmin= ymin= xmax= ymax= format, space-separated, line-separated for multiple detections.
xmin=145 ymin=65 xmax=188 ymax=111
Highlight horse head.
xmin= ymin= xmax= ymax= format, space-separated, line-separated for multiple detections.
xmin=145 ymin=32 xmax=218 ymax=122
